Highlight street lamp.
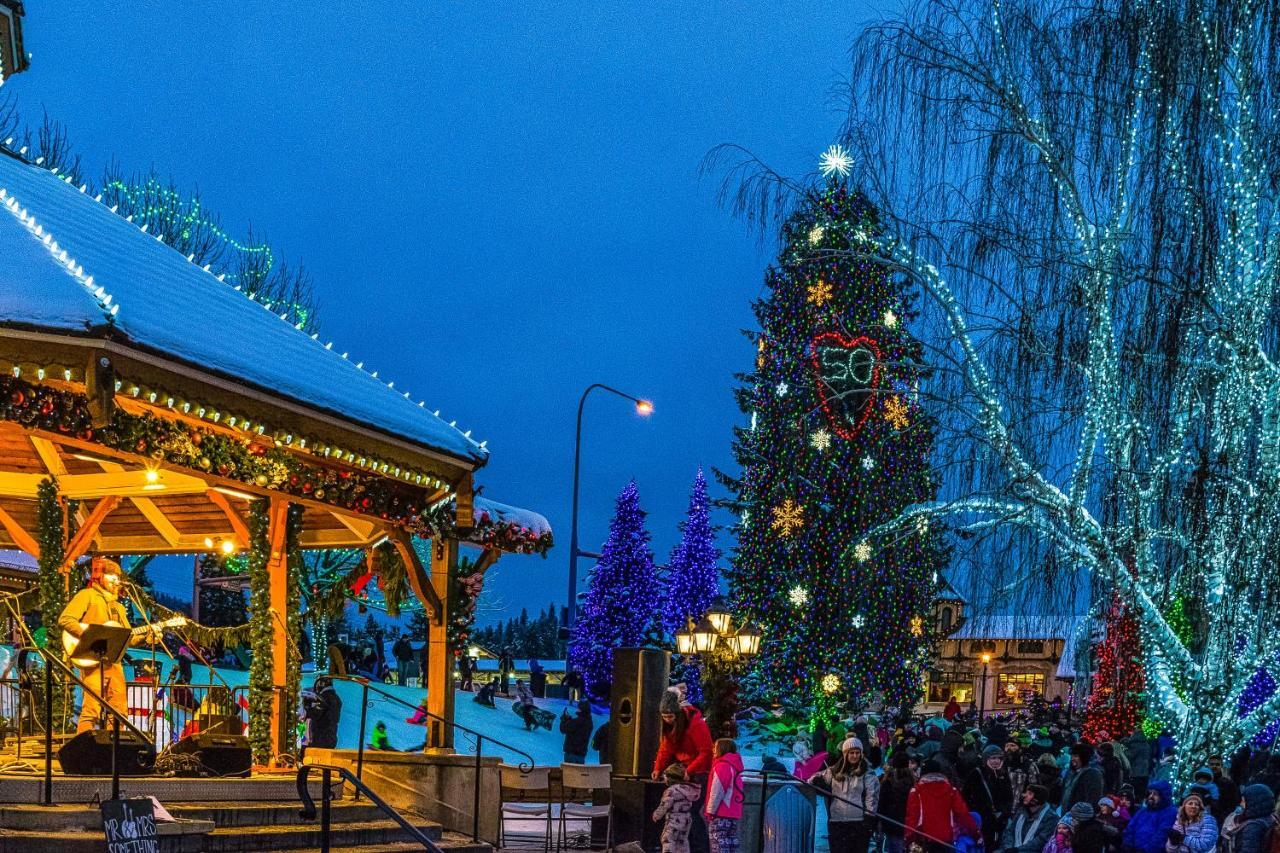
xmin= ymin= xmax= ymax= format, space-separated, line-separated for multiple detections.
xmin=692 ymin=617 xmax=721 ymax=654
xmin=566 ymin=384 xmax=653 ymax=629
xmin=979 ymin=652 xmax=992 ymax=722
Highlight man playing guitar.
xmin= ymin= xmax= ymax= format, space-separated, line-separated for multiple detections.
xmin=57 ymin=556 xmax=164 ymax=733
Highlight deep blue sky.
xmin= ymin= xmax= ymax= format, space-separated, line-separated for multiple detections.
xmin=6 ymin=2 xmax=887 ymax=626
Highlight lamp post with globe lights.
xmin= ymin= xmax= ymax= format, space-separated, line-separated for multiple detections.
xmin=673 ymin=600 xmax=762 ymax=737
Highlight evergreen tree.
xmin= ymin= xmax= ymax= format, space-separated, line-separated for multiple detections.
xmin=723 ymin=183 xmax=947 ymax=715
xmin=1083 ymin=597 xmax=1143 ymax=742
xmin=662 ymin=469 xmax=722 ymax=703
xmin=569 ymin=481 xmax=661 ymax=700
xmin=197 ymin=554 xmax=248 ymax=628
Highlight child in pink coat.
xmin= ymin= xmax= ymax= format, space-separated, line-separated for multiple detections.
xmin=706 ymin=738 xmax=745 ymax=853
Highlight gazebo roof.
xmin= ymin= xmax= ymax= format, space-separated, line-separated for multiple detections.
xmin=0 ymin=147 xmax=485 ymax=466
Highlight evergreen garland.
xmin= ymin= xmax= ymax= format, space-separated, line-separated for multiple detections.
xmin=246 ymin=500 xmax=273 ymax=764
xmin=284 ymin=502 xmax=304 ymax=757
xmin=36 ymin=478 xmax=65 ymax=649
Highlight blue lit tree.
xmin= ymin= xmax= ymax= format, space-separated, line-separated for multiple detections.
xmin=569 ymin=481 xmax=661 ymax=700
xmin=662 ymin=469 xmax=722 ymax=703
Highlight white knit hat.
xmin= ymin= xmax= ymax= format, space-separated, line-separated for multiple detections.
xmin=841 ymin=737 xmax=864 ymax=752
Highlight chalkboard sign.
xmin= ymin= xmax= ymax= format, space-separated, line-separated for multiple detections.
xmin=100 ymin=798 xmax=158 ymax=853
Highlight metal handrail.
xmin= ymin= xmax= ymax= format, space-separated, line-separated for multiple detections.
xmin=297 ymin=763 xmax=444 ymax=853
xmin=326 ymin=673 xmax=532 ymax=843
xmin=742 ymin=769 xmax=960 ymax=852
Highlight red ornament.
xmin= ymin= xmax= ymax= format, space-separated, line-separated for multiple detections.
xmin=9 ymin=389 xmax=24 ymax=407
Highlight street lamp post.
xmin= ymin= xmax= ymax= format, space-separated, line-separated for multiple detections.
xmin=566 ymin=384 xmax=653 ymax=630
xmin=979 ymin=652 xmax=992 ymax=722
xmin=674 ymin=602 xmax=763 ymax=738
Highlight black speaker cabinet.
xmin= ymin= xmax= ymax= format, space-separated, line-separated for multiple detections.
xmin=58 ymin=729 xmax=156 ymax=776
xmin=608 ymin=648 xmax=670 ymax=778
xmin=169 ymin=731 xmax=252 ymax=777
xmin=611 ymin=776 xmax=668 ymax=851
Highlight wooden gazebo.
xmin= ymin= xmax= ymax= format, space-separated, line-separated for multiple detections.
xmin=0 ymin=142 xmax=550 ymax=759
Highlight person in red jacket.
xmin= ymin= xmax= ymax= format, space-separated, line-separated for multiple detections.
xmin=906 ymin=759 xmax=979 ymax=853
xmin=652 ymin=690 xmax=715 ymax=780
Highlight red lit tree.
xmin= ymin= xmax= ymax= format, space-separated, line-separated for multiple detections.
xmin=1082 ymin=596 xmax=1144 ymax=743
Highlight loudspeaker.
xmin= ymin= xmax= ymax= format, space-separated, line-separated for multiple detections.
xmin=608 ymin=648 xmax=670 ymax=778
xmin=169 ymin=732 xmax=252 ymax=778
xmin=58 ymin=729 xmax=156 ymax=776
xmin=610 ymin=776 xmax=668 ymax=851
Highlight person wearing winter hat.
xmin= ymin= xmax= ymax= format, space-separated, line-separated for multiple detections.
xmin=906 ymin=758 xmax=979 ymax=853
xmin=653 ymin=762 xmax=702 ymax=853
xmin=880 ymin=751 xmax=917 ymax=853
xmin=964 ymin=745 xmax=1014 ymax=849
xmin=1071 ymin=801 xmax=1120 ymax=853
xmin=808 ymin=736 xmax=880 ymax=853
xmin=1165 ymin=793 xmax=1218 ymax=853
xmin=1062 ymin=743 xmax=1105 ymax=813
xmin=1002 ymin=784 xmax=1059 ymax=853
xmin=652 ymin=689 xmax=714 ymax=781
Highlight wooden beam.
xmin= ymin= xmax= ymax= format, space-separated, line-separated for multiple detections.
xmin=330 ymin=511 xmax=377 ymax=541
xmin=299 ymin=528 xmax=387 ymax=549
xmin=474 ymin=548 xmax=501 ymax=575
xmin=0 ymin=505 xmax=38 ymax=556
xmin=60 ymin=496 xmax=121 ymax=571
xmin=266 ymin=498 xmax=291 ymax=763
xmin=390 ymin=530 xmax=443 ymax=622
xmin=92 ymin=459 xmax=182 ymax=547
xmin=0 ymin=469 xmax=208 ymax=501
xmin=426 ymin=538 xmax=457 ymax=749
xmin=29 ymin=436 xmax=68 ymax=477
xmin=205 ymin=489 xmax=251 ymax=545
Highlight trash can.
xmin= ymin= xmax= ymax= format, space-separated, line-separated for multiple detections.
xmin=738 ymin=774 xmax=816 ymax=853
xmin=530 ymin=669 xmax=547 ymax=698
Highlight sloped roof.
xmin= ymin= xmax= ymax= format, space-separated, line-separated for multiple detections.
xmin=0 ymin=149 xmax=485 ymax=465
xmin=935 ymin=575 xmax=967 ymax=603
xmin=950 ymin=614 xmax=1084 ymax=641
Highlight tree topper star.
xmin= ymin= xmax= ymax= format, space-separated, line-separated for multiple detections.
xmin=819 ymin=144 xmax=853 ymax=178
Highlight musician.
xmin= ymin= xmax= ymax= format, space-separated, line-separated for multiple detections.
xmin=57 ymin=557 xmax=158 ymax=733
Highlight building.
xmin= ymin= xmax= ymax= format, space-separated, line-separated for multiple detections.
xmin=920 ymin=579 xmax=1085 ymax=714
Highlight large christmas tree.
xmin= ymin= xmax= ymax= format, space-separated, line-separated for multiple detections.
xmin=568 ymin=481 xmax=661 ymax=700
xmin=662 ymin=469 xmax=722 ymax=703
xmin=724 ymin=179 xmax=947 ymax=714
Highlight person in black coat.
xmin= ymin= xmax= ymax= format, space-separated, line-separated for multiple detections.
xmin=559 ymin=699 xmax=593 ymax=763
xmin=1062 ymin=743 xmax=1105 ymax=812
xmin=964 ymin=745 xmax=1015 ymax=849
xmin=305 ymin=677 xmax=342 ymax=750
xmin=879 ymin=751 xmax=916 ymax=850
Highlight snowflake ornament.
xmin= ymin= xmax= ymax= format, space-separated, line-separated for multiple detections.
xmin=853 ymin=541 xmax=872 ymax=562
xmin=806 ymin=279 xmax=833 ymax=306
xmin=810 ymin=428 xmax=833 ymax=452
xmin=910 ymin=615 xmax=924 ymax=636
xmin=819 ymin=144 xmax=853 ymax=178
xmin=821 ymin=673 xmax=842 ymax=694
xmin=884 ymin=309 xmax=898 ymax=327
xmin=789 ymin=585 xmax=809 ymax=606
xmin=884 ymin=396 xmax=910 ymax=430
xmin=771 ymin=498 xmax=805 ymax=537
xmin=776 ymin=381 xmax=789 ymax=397
xmin=861 ymin=455 xmax=875 ymax=471
xmin=852 ymin=614 xmax=866 ymax=628
xmin=809 ymin=224 xmax=825 ymax=245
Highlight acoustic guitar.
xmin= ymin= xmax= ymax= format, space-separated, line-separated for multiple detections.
xmin=63 ymin=616 xmax=188 ymax=668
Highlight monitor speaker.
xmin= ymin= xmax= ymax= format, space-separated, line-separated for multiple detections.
xmin=608 ymin=648 xmax=670 ymax=778
xmin=169 ymin=731 xmax=252 ymax=778
xmin=58 ymin=728 xmax=156 ymax=776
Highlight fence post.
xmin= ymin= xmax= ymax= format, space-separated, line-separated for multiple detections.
xmin=354 ymin=681 xmax=368 ymax=801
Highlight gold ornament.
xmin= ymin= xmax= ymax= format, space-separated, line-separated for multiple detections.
xmin=771 ymin=498 xmax=805 ymax=537
xmin=821 ymin=672 xmax=842 ymax=694
xmin=884 ymin=396 xmax=910 ymax=430
xmin=806 ymin=279 xmax=833 ymax=306
xmin=809 ymin=224 xmax=826 ymax=245
xmin=910 ymin=615 xmax=924 ymax=637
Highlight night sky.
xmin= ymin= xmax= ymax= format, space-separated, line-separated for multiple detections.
xmin=5 ymin=2 xmax=887 ymax=625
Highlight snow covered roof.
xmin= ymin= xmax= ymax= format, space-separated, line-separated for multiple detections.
xmin=935 ymin=575 xmax=967 ymax=603
xmin=950 ymin=614 xmax=1084 ymax=641
xmin=0 ymin=149 xmax=486 ymax=465
xmin=473 ymin=497 xmax=551 ymax=537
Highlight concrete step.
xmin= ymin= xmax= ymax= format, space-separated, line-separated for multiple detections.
xmin=0 ymin=821 xmax=210 ymax=853
xmin=0 ymin=771 xmax=331 ymax=803
xmin=201 ymin=817 xmax=445 ymax=852
xmin=166 ymin=798 xmax=389 ymax=826
xmin=281 ymin=837 xmax=491 ymax=853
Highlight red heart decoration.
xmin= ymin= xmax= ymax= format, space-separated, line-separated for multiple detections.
xmin=808 ymin=332 xmax=882 ymax=440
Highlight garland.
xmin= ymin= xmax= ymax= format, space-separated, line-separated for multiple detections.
xmin=2 ymin=375 xmax=555 ymax=555
xmin=35 ymin=478 xmax=69 ymax=728
xmin=125 ymin=583 xmax=254 ymax=648
xmin=0 ymin=374 xmax=429 ymax=522
xmin=447 ymin=557 xmax=486 ymax=655
xmin=246 ymin=500 xmax=272 ymax=764
xmin=284 ymin=503 xmax=304 ymax=756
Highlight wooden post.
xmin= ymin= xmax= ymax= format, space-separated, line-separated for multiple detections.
xmin=429 ymin=538 xmax=457 ymax=749
xmin=265 ymin=498 xmax=290 ymax=761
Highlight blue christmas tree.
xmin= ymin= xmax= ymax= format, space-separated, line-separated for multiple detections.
xmin=569 ymin=480 xmax=660 ymax=700
xmin=662 ymin=470 xmax=722 ymax=702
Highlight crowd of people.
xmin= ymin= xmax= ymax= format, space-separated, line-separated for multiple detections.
xmin=782 ymin=703 xmax=1280 ymax=853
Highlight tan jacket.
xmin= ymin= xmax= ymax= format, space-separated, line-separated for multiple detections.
xmin=58 ymin=586 xmax=131 ymax=638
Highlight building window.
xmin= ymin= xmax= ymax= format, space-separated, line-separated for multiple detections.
xmin=997 ymin=672 xmax=1045 ymax=704
xmin=927 ymin=672 xmax=973 ymax=704
xmin=1016 ymin=640 xmax=1044 ymax=655
xmin=941 ymin=607 xmax=953 ymax=632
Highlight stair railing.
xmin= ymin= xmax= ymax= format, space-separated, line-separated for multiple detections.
xmin=297 ymin=762 xmax=445 ymax=853
xmin=326 ymin=673 xmax=534 ymax=843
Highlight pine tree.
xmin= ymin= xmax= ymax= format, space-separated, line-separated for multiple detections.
xmin=662 ymin=470 xmax=722 ymax=703
xmin=1082 ymin=596 xmax=1144 ymax=742
xmin=569 ymin=481 xmax=661 ymax=700
xmin=197 ymin=554 xmax=249 ymax=628
xmin=723 ymin=183 xmax=947 ymax=715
